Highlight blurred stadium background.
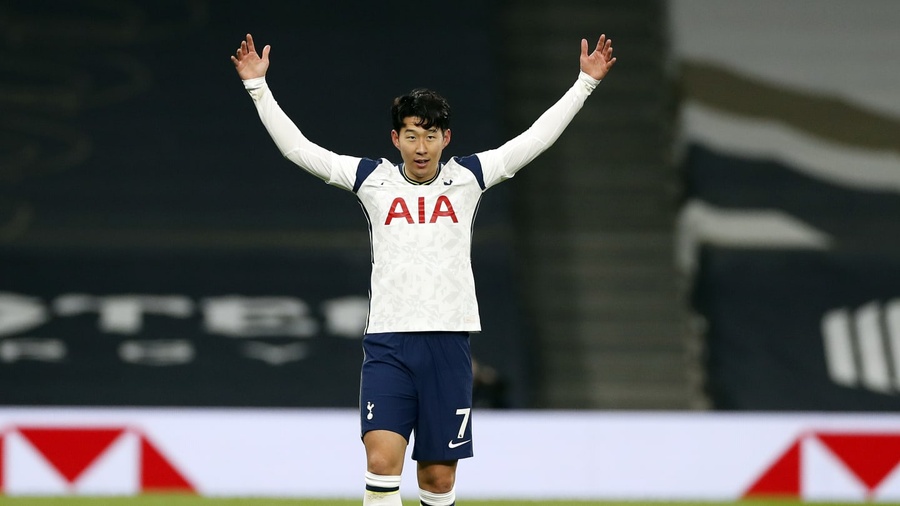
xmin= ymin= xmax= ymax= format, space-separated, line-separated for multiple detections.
xmin=2 ymin=0 xmax=900 ymax=502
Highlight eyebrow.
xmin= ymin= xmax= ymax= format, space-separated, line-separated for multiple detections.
xmin=403 ymin=120 xmax=438 ymax=131
xmin=402 ymin=126 xmax=439 ymax=134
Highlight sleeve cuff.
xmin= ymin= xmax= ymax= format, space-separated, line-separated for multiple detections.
xmin=243 ymin=76 xmax=267 ymax=90
xmin=577 ymin=71 xmax=601 ymax=93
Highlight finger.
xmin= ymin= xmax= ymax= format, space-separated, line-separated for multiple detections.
xmin=581 ymin=38 xmax=588 ymax=58
xmin=596 ymin=34 xmax=606 ymax=53
xmin=240 ymin=40 xmax=248 ymax=57
xmin=261 ymin=44 xmax=271 ymax=62
xmin=247 ymin=33 xmax=256 ymax=54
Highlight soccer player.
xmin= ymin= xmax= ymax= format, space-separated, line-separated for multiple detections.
xmin=231 ymin=32 xmax=615 ymax=506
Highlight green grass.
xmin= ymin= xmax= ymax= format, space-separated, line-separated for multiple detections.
xmin=0 ymin=499 xmax=793 ymax=506
xmin=0 ymin=498 xmax=846 ymax=506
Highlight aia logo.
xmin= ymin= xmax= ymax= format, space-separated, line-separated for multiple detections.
xmin=385 ymin=196 xmax=458 ymax=225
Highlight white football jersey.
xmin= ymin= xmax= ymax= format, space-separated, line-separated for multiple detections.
xmin=244 ymin=72 xmax=599 ymax=333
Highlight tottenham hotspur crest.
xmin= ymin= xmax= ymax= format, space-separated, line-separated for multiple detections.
xmin=366 ymin=401 xmax=375 ymax=420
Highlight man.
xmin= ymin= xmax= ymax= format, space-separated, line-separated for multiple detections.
xmin=231 ymin=32 xmax=615 ymax=506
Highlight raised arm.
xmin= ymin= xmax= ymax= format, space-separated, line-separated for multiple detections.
xmin=230 ymin=33 xmax=359 ymax=191
xmin=476 ymin=35 xmax=616 ymax=188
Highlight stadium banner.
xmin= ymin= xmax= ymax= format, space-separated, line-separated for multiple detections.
xmin=694 ymin=248 xmax=900 ymax=411
xmin=2 ymin=408 xmax=900 ymax=501
xmin=0 ymin=246 xmax=528 ymax=408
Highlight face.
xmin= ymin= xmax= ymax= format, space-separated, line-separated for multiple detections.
xmin=391 ymin=117 xmax=451 ymax=183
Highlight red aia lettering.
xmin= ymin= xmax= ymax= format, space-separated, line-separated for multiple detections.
xmin=384 ymin=196 xmax=459 ymax=225
xmin=430 ymin=196 xmax=458 ymax=223
xmin=385 ymin=198 xmax=415 ymax=225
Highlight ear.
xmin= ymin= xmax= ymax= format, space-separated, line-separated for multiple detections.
xmin=391 ymin=130 xmax=400 ymax=149
xmin=442 ymin=128 xmax=451 ymax=148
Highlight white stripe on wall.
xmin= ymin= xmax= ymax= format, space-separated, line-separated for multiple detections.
xmin=680 ymin=102 xmax=900 ymax=193
xmin=854 ymin=302 xmax=892 ymax=393
xmin=822 ymin=308 xmax=857 ymax=388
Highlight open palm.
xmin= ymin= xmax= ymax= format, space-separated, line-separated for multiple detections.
xmin=231 ymin=33 xmax=270 ymax=80
xmin=580 ymin=34 xmax=616 ymax=81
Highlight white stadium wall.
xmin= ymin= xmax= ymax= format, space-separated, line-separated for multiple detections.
xmin=3 ymin=408 xmax=900 ymax=501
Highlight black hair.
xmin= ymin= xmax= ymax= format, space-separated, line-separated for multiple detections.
xmin=391 ymin=88 xmax=451 ymax=133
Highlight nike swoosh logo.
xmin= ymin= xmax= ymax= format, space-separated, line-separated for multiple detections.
xmin=448 ymin=439 xmax=471 ymax=449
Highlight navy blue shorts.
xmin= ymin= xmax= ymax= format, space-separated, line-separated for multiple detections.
xmin=359 ymin=331 xmax=474 ymax=461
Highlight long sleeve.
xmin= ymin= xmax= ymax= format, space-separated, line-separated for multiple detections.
xmin=243 ymin=77 xmax=358 ymax=191
xmin=477 ymin=71 xmax=600 ymax=188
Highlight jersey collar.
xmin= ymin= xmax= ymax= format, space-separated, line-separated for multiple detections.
xmin=399 ymin=163 xmax=442 ymax=186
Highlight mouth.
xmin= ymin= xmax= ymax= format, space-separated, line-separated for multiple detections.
xmin=413 ymin=159 xmax=429 ymax=169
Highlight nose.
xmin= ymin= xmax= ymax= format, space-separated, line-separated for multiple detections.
xmin=415 ymin=139 xmax=428 ymax=154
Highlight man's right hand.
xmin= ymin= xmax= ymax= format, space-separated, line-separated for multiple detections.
xmin=231 ymin=33 xmax=270 ymax=80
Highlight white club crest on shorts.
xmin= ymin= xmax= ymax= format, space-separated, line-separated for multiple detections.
xmin=366 ymin=402 xmax=375 ymax=420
